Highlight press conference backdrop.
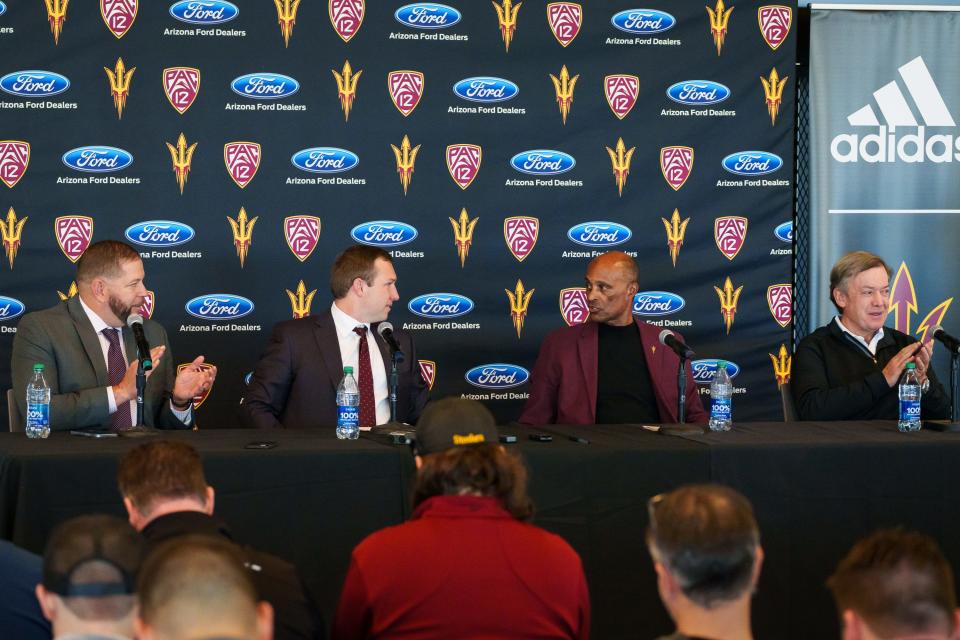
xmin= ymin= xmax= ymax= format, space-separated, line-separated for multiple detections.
xmin=0 ymin=0 xmax=795 ymax=426
xmin=808 ymin=7 xmax=960 ymax=352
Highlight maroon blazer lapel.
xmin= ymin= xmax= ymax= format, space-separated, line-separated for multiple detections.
xmin=313 ymin=310 xmax=344 ymax=392
xmin=576 ymin=322 xmax=598 ymax=423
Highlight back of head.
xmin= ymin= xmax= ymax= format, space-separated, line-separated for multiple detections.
xmin=137 ymin=535 xmax=266 ymax=640
xmin=646 ymin=484 xmax=760 ymax=608
xmin=828 ymin=528 xmax=957 ymax=638
xmin=41 ymin=514 xmax=143 ymax=624
xmin=117 ymin=440 xmax=208 ymax=516
xmin=76 ymin=240 xmax=140 ymax=283
xmin=329 ymin=244 xmax=392 ymax=299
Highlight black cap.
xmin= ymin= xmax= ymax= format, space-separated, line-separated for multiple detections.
xmin=42 ymin=514 xmax=143 ymax=598
xmin=413 ymin=398 xmax=499 ymax=456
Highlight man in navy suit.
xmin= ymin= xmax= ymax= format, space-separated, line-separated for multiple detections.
xmin=242 ymin=245 xmax=429 ymax=429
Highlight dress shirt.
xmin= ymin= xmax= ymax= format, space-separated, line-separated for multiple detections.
xmin=330 ymin=302 xmax=389 ymax=425
xmin=77 ymin=296 xmax=190 ymax=425
xmin=835 ymin=316 xmax=884 ymax=356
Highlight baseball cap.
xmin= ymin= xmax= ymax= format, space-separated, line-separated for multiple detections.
xmin=42 ymin=514 xmax=143 ymax=598
xmin=413 ymin=398 xmax=499 ymax=456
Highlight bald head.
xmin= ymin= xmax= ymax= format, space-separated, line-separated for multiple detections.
xmin=585 ymin=251 xmax=639 ymax=326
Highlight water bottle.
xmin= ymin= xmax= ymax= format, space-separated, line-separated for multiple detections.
xmin=898 ymin=362 xmax=922 ymax=432
xmin=26 ymin=363 xmax=51 ymax=439
xmin=708 ymin=360 xmax=733 ymax=432
xmin=336 ymin=366 xmax=360 ymax=440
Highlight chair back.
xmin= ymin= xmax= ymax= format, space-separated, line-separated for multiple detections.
xmin=779 ymin=381 xmax=798 ymax=422
xmin=7 ymin=388 xmax=23 ymax=433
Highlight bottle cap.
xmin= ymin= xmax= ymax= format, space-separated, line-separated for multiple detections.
xmin=33 ymin=363 xmax=44 ymax=372
xmin=906 ymin=362 xmax=916 ymax=369
xmin=716 ymin=360 xmax=727 ymax=368
xmin=343 ymin=366 xmax=353 ymax=374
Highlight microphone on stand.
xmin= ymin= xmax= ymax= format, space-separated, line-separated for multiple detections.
xmin=377 ymin=322 xmax=404 ymax=359
xmin=932 ymin=326 xmax=960 ymax=354
xmin=127 ymin=314 xmax=153 ymax=371
xmin=659 ymin=329 xmax=695 ymax=359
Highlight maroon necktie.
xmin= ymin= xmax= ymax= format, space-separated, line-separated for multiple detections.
xmin=353 ymin=326 xmax=376 ymax=428
xmin=102 ymin=328 xmax=132 ymax=432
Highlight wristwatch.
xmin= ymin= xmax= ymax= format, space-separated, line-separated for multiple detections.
xmin=922 ymin=379 xmax=931 ymax=393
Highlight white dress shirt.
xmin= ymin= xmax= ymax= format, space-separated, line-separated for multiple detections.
xmin=835 ymin=316 xmax=884 ymax=356
xmin=330 ymin=302 xmax=390 ymax=425
xmin=77 ymin=296 xmax=190 ymax=425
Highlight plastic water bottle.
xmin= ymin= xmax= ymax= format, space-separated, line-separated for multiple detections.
xmin=336 ymin=366 xmax=360 ymax=440
xmin=26 ymin=363 xmax=51 ymax=439
xmin=708 ymin=360 xmax=733 ymax=432
xmin=898 ymin=362 xmax=922 ymax=432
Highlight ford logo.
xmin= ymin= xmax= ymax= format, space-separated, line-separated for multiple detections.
xmin=62 ymin=146 xmax=133 ymax=173
xmin=774 ymin=221 xmax=793 ymax=243
xmin=465 ymin=364 xmax=530 ymax=389
xmin=0 ymin=2 xmax=6 ymax=16
xmin=408 ymin=293 xmax=474 ymax=319
xmin=691 ymin=359 xmax=741 ymax=384
xmin=243 ymin=371 xmax=253 ymax=385
xmin=169 ymin=0 xmax=239 ymax=24
xmin=567 ymin=221 xmax=632 ymax=247
xmin=0 ymin=71 xmax=70 ymax=98
xmin=185 ymin=294 xmax=254 ymax=321
xmin=350 ymin=220 xmax=418 ymax=247
xmin=125 ymin=220 xmax=196 ymax=248
xmin=230 ymin=73 xmax=299 ymax=100
xmin=632 ymin=291 xmax=685 ymax=316
xmin=291 ymin=147 xmax=359 ymax=174
xmin=666 ymin=80 xmax=730 ymax=106
xmin=0 ymin=295 xmax=25 ymax=322
xmin=453 ymin=77 xmax=519 ymax=103
xmin=611 ymin=9 xmax=676 ymax=34
xmin=722 ymin=151 xmax=783 ymax=176
xmin=395 ymin=3 xmax=461 ymax=28
xmin=510 ymin=150 xmax=576 ymax=176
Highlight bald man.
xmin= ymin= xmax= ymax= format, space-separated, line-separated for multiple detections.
xmin=519 ymin=252 xmax=706 ymax=425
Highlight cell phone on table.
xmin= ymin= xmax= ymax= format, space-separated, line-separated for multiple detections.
xmin=528 ymin=433 xmax=553 ymax=442
xmin=244 ymin=440 xmax=278 ymax=450
xmin=70 ymin=429 xmax=118 ymax=438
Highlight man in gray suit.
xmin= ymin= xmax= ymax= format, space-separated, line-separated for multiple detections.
xmin=10 ymin=240 xmax=215 ymax=431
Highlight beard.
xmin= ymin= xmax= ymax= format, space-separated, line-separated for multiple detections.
xmin=108 ymin=295 xmax=135 ymax=324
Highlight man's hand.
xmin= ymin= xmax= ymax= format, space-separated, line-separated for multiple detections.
xmin=882 ymin=342 xmax=924 ymax=387
xmin=913 ymin=341 xmax=933 ymax=385
xmin=112 ymin=345 xmax=166 ymax=405
xmin=172 ymin=355 xmax=217 ymax=408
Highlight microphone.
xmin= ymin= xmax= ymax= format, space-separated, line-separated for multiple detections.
xmin=659 ymin=329 xmax=695 ymax=359
xmin=377 ymin=322 xmax=404 ymax=358
xmin=932 ymin=325 xmax=960 ymax=354
xmin=126 ymin=314 xmax=153 ymax=371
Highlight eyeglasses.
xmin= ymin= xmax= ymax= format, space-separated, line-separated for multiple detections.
xmin=647 ymin=493 xmax=665 ymax=535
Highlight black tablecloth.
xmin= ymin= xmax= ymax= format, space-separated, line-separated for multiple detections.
xmin=3 ymin=421 xmax=960 ymax=640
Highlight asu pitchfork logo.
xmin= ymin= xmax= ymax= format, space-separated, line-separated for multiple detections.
xmin=449 ymin=208 xmax=478 ymax=267
xmin=1 ymin=207 xmax=26 ymax=269
xmin=275 ymin=0 xmax=300 ymax=47
xmin=227 ymin=207 xmax=257 ymax=267
xmin=492 ymin=0 xmax=521 ymax=52
xmin=769 ymin=344 xmax=791 ymax=385
xmin=549 ymin=65 xmax=578 ymax=125
xmin=166 ymin=133 xmax=197 ymax=195
xmin=333 ymin=60 xmax=361 ymax=122
xmin=707 ymin=0 xmax=733 ymax=56
xmin=714 ymin=276 xmax=743 ymax=334
xmin=505 ymin=279 xmax=534 ymax=338
xmin=391 ymin=135 xmax=420 ymax=195
xmin=286 ymin=280 xmax=316 ymax=319
xmin=606 ymin=138 xmax=634 ymax=196
xmin=45 ymin=0 xmax=69 ymax=45
xmin=761 ymin=67 xmax=788 ymax=126
xmin=887 ymin=262 xmax=953 ymax=346
xmin=661 ymin=209 xmax=689 ymax=267
xmin=104 ymin=58 xmax=135 ymax=119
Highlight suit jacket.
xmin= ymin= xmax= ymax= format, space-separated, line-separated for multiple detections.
xmin=519 ymin=319 xmax=708 ymax=425
xmin=0 ymin=541 xmax=49 ymax=640
xmin=10 ymin=296 xmax=188 ymax=431
xmin=240 ymin=309 xmax=429 ymax=428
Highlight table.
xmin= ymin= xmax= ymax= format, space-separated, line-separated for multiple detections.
xmin=2 ymin=421 xmax=959 ymax=640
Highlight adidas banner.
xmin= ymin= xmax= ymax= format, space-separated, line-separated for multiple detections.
xmin=808 ymin=8 xmax=960 ymax=349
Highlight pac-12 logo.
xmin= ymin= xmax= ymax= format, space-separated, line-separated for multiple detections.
xmin=284 ymin=216 xmax=320 ymax=262
xmin=666 ymin=80 xmax=730 ymax=106
xmin=291 ymin=148 xmax=359 ymax=174
xmin=62 ymin=147 xmax=133 ymax=173
xmin=163 ymin=67 xmax=200 ymax=114
xmin=0 ymin=295 xmax=25 ymax=322
xmin=691 ymin=359 xmax=741 ymax=384
xmin=633 ymin=291 xmax=685 ymax=316
xmin=504 ymin=216 xmax=538 ymax=262
xmin=547 ymin=2 xmax=582 ymax=47
xmin=0 ymin=71 xmax=71 ymax=98
xmin=224 ymin=142 xmax=260 ymax=189
xmin=55 ymin=215 xmax=93 ymax=263
xmin=395 ymin=3 xmax=461 ymax=28
xmin=408 ymin=293 xmax=474 ymax=318
xmin=767 ymin=284 xmax=792 ymax=327
xmin=330 ymin=0 xmax=365 ymax=42
xmin=169 ymin=0 xmax=239 ymax=24
xmin=351 ymin=221 xmax=418 ymax=247
xmin=611 ymin=8 xmax=675 ymax=34
xmin=101 ymin=0 xmax=138 ymax=38
xmin=559 ymin=288 xmax=589 ymax=326
xmin=231 ymin=73 xmax=300 ymax=100
xmin=774 ymin=221 xmax=792 ymax=243
xmin=660 ymin=146 xmax=693 ymax=191
xmin=714 ymin=216 xmax=747 ymax=261
xmin=722 ymin=151 xmax=783 ymax=176
xmin=758 ymin=5 xmax=792 ymax=50
xmin=453 ymin=77 xmax=518 ymax=103
xmin=567 ymin=221 xmax=631 ymax=247
xmin=510 ymin=150 xmax=575 ymax=175
xmin=388 ymin=71 xmax=424 ymax=117
xmin=465 ymin=364 xmax=529 ymax=389
xmin=447 ymin=144 xmax=481 ymax=189
xmin=185 ymin=294 xmax=254 ymax=321
xmin=125 ymin=220 xmax=195 ymax=247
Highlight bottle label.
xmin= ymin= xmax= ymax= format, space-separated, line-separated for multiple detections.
xmin=711 ymin=397 xmax=732 ymax=421
xmin=26 ymin=403 xmax=49 ymax=426
xmin=899 ymin=399 xmax=921 ymax=422
xmin=337 ymin=405 xmax=359 ymax=428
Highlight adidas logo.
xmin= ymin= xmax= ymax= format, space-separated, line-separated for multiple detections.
xmin=831 ymin=56 xmax=960 ymax=163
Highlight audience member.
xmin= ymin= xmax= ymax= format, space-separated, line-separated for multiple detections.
xmin=332 ymin=397 xmax=590 ymax=639
xmin=646 ymin=484 xmax=763 ymax=640
xmin=0 ymin=540 xmax=51 ymax=639
xmin=828 ymin=528 xmax=960 ymax=640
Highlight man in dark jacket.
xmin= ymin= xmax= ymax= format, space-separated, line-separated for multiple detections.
xmin=117 ymin=440 xmax=325 ymax=640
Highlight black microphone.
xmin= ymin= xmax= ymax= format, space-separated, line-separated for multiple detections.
xmin=659 ymin=329 xmax=695 ymax=359
xmin=377 ymin=322 xmax=404 ymax=358
xmin=126 ymin=314 xmax=153 ymax=371
xmin=932 ymin=325 xmax=960 ymax=355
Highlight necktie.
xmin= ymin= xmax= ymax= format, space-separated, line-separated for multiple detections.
xmin=353 ymin=326 xmax=376 ymax=428
xmin=102 ymin=328 xmax=132 ymax=432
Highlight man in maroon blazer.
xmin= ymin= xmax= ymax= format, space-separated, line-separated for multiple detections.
xmin=519 ymin=251 xmax=707 ymax=425
xmin=241 ymin=245 xmax=429 ymax=429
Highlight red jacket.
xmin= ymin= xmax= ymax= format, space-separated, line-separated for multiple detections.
xmin=519 ymin=319 xmax=707 ymax=425
xmin=332 ymin=496 xmax=590 ymax=640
